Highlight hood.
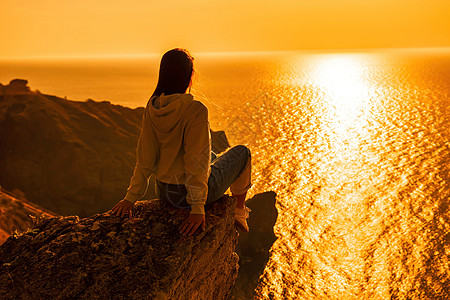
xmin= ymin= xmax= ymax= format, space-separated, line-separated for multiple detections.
xmin=148 ymin=93 xmax=194 ymax=132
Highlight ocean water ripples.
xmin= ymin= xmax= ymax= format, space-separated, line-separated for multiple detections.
xmin=200 ymin=52 xmax=450 ymax=299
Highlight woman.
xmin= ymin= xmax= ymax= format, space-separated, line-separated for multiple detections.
xmin=111 ymin=48 xmax=252 ymax=236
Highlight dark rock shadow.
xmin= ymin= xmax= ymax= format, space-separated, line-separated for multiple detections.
xmin=229 ymin=191 xmax=278 ymax=300
xmin=210 ymin=129 xmax=231 ymax=155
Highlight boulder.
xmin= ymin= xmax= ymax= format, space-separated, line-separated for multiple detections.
xmin=0 ymin=79 xmax=31 ymax=95
xmin=211 ymin=130 xmax=230 ymax=155
xmin=0 ymin=195 xmax=239 ymax=299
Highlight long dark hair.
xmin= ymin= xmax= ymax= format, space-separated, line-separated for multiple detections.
xmin=151 ymin=48 xmax=194 ymax=97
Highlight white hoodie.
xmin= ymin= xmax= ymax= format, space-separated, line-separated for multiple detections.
xmin=124 ymin=93 xmax=211 ymax=215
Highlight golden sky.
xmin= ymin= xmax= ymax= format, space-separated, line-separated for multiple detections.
xmin=1 ymin=0 xmax=450 ymax=58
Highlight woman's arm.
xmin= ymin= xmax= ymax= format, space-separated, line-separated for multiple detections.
xmin=111 ymin=105 xmax=158 ymax=217
xmin=183 ymin=104 xmax=211 ymax=215
xmin=180 ymin=104 xmax=211 ymax=235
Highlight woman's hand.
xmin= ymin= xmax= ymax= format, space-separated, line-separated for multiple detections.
xmin=111 ymin=199 xmax=134 ymax=218
xmin=180 ymin=214 xmax=206 ymax=236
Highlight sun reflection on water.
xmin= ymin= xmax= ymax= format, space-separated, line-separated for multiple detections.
xmin=310 ymin=56 xmax=369 ymax=101
xmin=201 ymin=52 xmax=450 ymax=299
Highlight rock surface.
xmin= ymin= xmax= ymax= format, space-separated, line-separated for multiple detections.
xmin=0 ymin=195 xmax=239 ymax=299
xmin=0 ymin=79 xmax=31 ymax=95
xmin=0 ymin=188 xmax=56 ymax=245
xmin=0 ymin=81 xmax=230 ymax=217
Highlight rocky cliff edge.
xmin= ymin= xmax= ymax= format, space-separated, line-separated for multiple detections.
xmin=0 ymin=195 xmax=239 ymax=299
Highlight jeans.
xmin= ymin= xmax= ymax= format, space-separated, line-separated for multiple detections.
xmin=156 ymin=145 xmax=252 ymax=209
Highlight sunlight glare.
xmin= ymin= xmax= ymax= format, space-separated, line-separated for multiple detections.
xmin=311 ymin=55 xmax=369 ymax=107
xmin=308 ymin=55 xmax=373 ymax=137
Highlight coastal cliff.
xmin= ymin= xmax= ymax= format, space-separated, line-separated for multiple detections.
xmin=0 ymin=80 xmax=143 ymax=217
xmin=0 ymin=195 xmax=239 ymax=299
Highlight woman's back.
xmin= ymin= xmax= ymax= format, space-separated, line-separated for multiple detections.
xmin=146 ymin=92 xmax=211 ymax=186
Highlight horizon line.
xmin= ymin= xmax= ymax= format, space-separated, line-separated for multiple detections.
xmin=1 ymin=46 xmax=450 ymax=60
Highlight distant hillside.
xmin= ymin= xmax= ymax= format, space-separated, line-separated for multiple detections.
xmin=0 ymin=80 xmax=230 ymax=217
xmin=0 ymin=187 xmax=56 ymax=245
xmin=0 ymin=80 xmax=145 ymax=216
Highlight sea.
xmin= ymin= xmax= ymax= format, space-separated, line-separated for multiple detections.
xmin=1 ymin=49 xmax=449 ymax=299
